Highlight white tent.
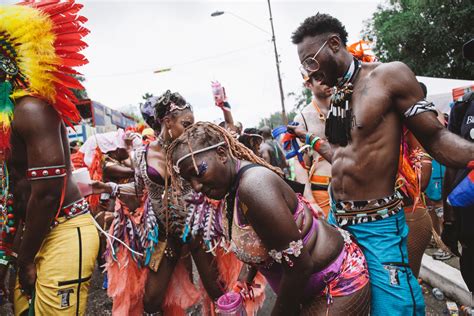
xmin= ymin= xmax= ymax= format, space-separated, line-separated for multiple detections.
xmin=416 ymin=76 xmax=473 ymax=113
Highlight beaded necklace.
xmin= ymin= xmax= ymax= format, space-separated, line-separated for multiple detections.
xmin=325 ymin=57 xmax=361 ymax=146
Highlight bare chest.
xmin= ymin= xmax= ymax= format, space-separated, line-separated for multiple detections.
xmin=348 ymin=80 xmax=395 ymax=139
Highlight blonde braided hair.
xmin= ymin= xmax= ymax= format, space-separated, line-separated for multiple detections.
xmin=166 ymin=122 xmax=283 ymax=193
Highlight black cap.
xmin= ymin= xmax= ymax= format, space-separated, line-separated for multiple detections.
xmin=463 ymin=39 xmax=474 ymax=62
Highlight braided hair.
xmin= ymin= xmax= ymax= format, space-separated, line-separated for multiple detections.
xmin=142 ymin=90 xmax=190 ymax=131
xmin=166 ymin=122 xmax=283 ymax=239
xmin=167 ymin=122 xmax=282 ymax=188
xmin=238 ymin=127 xmax=258 ymax=146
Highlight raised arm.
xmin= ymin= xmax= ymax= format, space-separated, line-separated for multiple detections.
xmin=14 ymin=98 xmax=69 ymax=293
xmin=239 ymin=168 xmax=313 ymax=316
xmin=388 ymin=62 xmax=474 ymax=168
xmin=292 ymin=114 xmax=320 ymax=207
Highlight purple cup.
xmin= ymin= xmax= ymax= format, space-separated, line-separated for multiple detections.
xmin=216 ymin=292 xmax=245 ymax=315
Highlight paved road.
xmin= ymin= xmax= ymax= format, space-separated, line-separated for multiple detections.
xmin=0 ymin=266 xmax=459 ymax=315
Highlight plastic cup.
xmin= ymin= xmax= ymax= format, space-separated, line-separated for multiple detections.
xmin=72 ymin=167 xmax=92 ymax=197
xmin=216 ymin=292 xmax=245 ymax=316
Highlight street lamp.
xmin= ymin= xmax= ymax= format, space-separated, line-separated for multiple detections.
xmin=210 ymin=0 xmax=288 ymax=125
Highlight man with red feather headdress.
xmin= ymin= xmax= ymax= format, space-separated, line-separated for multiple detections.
xmin=0 ymin=1 xmax=98 ymax=314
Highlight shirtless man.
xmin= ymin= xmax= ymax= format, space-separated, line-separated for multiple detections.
xmin=10 ymin=97 xmax=99 ymax=315
xmin=288 ymin=13 xmax=474 ymax=315
xmin=293 ymin=79 xmax=332 ymax=217
xmin=0 ymin=3 xmax=98 ymax=314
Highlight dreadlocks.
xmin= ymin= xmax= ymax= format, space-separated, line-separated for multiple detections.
xmin=166 ymin=122 xmax=283 ymax=193
xmin=167 ymin=122 xmax=284 ymax=240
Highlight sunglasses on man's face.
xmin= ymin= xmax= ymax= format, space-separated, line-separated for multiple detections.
xmin=300 ymin=40 xmax=328 ymax=74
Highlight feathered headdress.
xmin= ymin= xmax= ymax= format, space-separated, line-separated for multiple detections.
xmin=0 ymin=1 xmax=89 ymax=153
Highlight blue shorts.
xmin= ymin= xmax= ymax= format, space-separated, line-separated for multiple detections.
xmin=329 ymin=209 xmax=425 ymax=315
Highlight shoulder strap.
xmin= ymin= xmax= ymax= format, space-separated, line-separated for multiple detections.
xmin=229 ymin=163 xmax=261 ymax=196
xmin=226 ymin=163 xmax=260 ymax=240
xmin=300 ymin=111 xmax=308 ymax=130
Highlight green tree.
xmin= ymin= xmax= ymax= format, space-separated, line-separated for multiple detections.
xmin=258 ymin=110 xmax=296 ymax=128
xmin=363 ymin=0 xmax=473 ymax=79
xmin=71 ymin=75 xmax=88 ymax=100
xmin=287 ymin=84 xmax=312 ymax=111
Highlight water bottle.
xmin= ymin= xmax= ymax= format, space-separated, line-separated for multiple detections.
xmin=432 ymin=287 xmax=445 ymax=300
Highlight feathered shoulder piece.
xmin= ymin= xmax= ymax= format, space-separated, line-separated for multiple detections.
xmin=0 ymin=1 xmax=89 ymax=152
xmin=347 ymin=40 xmax=377 ymax=63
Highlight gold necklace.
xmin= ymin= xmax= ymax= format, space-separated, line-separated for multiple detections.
xmin=312 ymin=99 xmax=326 ymax=122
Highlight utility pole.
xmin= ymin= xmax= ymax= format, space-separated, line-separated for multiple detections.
xmin=267 ymin=0 xmax=287 ymax=125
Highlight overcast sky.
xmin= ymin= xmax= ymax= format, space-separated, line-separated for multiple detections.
xmin=66 ymin=0 xmax=384 ymax=127
xmin=2 ymin=0 xmax=472 ymax=126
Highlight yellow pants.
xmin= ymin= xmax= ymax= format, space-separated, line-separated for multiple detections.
xmin=14 ymin=213 xmax=99 ymax=316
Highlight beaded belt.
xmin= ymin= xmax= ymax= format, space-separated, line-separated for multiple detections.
xmin=331 ymin=191 xmax=403 ymax=227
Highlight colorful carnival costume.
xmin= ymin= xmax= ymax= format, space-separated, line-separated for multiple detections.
xmin=0 ymin=1 xmax=99 ymax=315
xmin=105 ymin=144 xmax=200 ymax=315
xmin=397 ymin=129 xmax=434 ymax=277
xmin=180 ymin=162 xmax=369 ymax=314
xmin=326 ymin=51 xmax=425 ymax=315
xmin=226 ymin=164 xmax=369 ymax=314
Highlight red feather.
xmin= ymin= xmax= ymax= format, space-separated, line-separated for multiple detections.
xmin=55 ymin=65 xmax=82 ymax=76
xmin=55 ymin=84 xmax=80 ymax=104
xmin=52 ymin=71 xmax=84 ymax=90
xmin=55 ymin=39 xmax=88 ymax=49
xmin=56 ymin=33 xmax=86 ymax=42
xmin=31 ymin=2 xmax=82 ymax=17
xmin=61 ymin=56 xmax=88 ymax=67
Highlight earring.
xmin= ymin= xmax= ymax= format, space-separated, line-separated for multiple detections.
xmin=168 ymin=129 xmax=173 ymax=139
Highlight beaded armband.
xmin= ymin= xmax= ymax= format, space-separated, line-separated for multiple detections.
xmin=404 ymin=100 xmax=437 ymax=118
xmin=26 ymin=165 xmax=66 ymax=180
xmin=268 ymin=239 xmax=303 ymax=267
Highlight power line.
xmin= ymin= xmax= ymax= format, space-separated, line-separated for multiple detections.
xmin=86 ymin=40 xmax=270 ymax=79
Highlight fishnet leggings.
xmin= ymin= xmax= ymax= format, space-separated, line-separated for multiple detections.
xmin=405 ymin=207 xmax=433 ymax=277
xmin=301 ymin=281 xmax=371 ymax=316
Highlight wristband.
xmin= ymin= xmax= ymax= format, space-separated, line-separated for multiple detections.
xmin=305 ymin=133 xmax=312 ymax=145
xmin=107 ymin=182 xmax=119 ymax=198
xmin=310 ymin=136 xmax=321 ymax=150
xmin=222 ymin=101 xmax=231 ymax=110
xmin=315 ymin=138 xmax=324 ymax=152
xmin=468 ymin=160 xmax=474 ymax=169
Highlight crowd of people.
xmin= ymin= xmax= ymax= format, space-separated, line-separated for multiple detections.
xmin=0 ymin=1 xmax=473 ymax=316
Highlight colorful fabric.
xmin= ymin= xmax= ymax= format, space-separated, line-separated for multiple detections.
xmin=229 ymin=193 xmax=368 ymax=300
xmin=326 ymin=229 xmax=369 ymax=297
xmin=259 ymin=226 xmax=369 ymax=300
xmin=14 ymin=213 xmax=99 ymax=316
xmin=311 ymin=189 xmax=330 ymax=218
xmin=328 ymin=203 xmax=425 ymax=315
xmin=183 ymin=192 xmax=224 ymax=248
xmin=448 ymin=169 xmax=474 ymax=207
xmin=330 ymin=190 xmax=403 ymax=227
xmin=347 ymin=40 xmax=377 ymax=62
